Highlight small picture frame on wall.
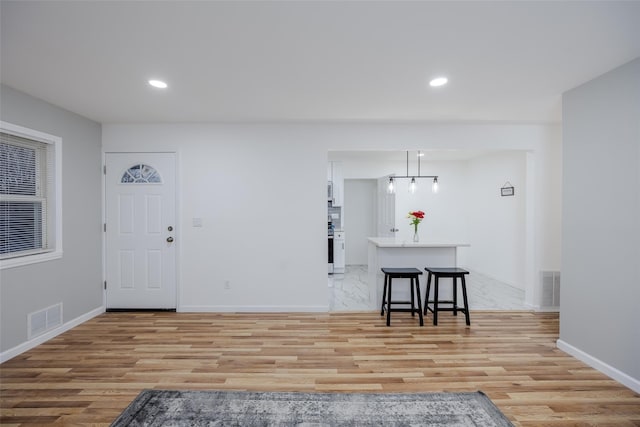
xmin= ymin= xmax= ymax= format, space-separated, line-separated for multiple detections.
xmin=501 ymin=182 xmax=515 ymax=197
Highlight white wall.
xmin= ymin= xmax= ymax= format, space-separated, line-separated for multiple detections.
xmin=336 ymin=157 xmax=474 ymax=243
xmin=343 ymin=179 xmax=376 ymax=265
xmin=394 ymin=161 xmax=468 ymax=244
xmin=560 ymin=58 xmax=640 ymax=391
xmin=103 ymin=124 xmax=330 ymax=311
xmin=0 ymin=85 xmax=103 ymax=355
xmin=104 ymin=122 xmax=561 ymax=311
xmin=467 ymin=151 xmax=527 ymax=289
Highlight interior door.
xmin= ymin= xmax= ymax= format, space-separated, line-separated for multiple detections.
xmin=105 ymin=152 xmax=177 ymax=309
xmin=377 ymin=176 xmax=396 ymax=237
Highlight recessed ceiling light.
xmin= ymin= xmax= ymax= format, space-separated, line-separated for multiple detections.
xmin=429 ymin=77 xmax=448 ymax=87
xmin=148 ymin=79 xmax=168 ymax=89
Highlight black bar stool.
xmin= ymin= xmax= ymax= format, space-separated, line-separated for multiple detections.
xmin=380 ymin=268 xmax=424 ymax=326
xmin=423 ymin=267 xmax=470 ymax=326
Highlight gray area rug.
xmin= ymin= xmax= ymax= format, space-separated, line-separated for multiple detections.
xmin=111 ymin=390 xmax=514 ymax=426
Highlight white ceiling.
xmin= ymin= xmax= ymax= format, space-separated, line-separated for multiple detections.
xmin=1 ymin=1 xmax=640 ymax=124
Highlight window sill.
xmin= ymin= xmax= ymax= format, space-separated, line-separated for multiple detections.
xmin=0 ymin=250 xmax=63 ymax=270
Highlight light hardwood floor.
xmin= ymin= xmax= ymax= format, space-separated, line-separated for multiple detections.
xmin=1 ymin=311 xmax=639 ymax=426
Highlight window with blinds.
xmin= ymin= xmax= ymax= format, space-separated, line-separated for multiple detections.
xmin=0 ymin=123 xmax=60 ymax=266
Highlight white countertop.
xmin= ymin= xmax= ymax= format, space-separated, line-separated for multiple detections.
xmin=368 ymin=237 xmax=470 ymax=248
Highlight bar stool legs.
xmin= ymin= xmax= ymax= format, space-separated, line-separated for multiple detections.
xmin=423 ymin=267 xmax=471 ymax=326
xmin=380 ymin=268 xmax=424 ymax=326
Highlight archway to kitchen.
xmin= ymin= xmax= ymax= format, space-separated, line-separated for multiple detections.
xmin=327 ymin=150 xmax=540 ymax=312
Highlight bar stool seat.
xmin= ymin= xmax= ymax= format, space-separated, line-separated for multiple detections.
xmin=380 ymin=268 xmax=424 ymax=326
xmin=423 ymin=267 xmax=470 ymax=326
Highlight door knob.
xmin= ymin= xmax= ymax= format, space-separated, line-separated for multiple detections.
xmin=390 ymin=228 xmax=399 ymax=232
xmin=166 ymin=236 xmax=174 ymax=243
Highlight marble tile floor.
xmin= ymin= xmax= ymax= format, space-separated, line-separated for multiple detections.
xmin=328 ymin=265 xmax=527 ymax=311
xmin=328 ymin=265 xmax=371 ymax=311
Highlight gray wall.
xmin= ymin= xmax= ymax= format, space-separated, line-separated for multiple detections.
xmin=560 ymin=59 xmax=640 ymax=383
xmin=0 ymin=85 xmax=103 ymax=353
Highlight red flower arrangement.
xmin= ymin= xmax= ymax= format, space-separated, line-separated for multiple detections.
xmin=408 ymin=210 xmax=425 ymax=234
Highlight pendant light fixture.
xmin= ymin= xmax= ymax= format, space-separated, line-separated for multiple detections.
xmin=386 ymin=151 xmax=439 ymax=195
xmin=387 ymin=177 xmax=395 ymax=194
xmin=409 ymin=177 xmax=417 ymax=194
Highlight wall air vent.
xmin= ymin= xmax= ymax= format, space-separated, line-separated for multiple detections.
xmin=540 ymin=271 xmax=560 ymax=310
xmin=28 ymin=303 xmax=63 ymax=339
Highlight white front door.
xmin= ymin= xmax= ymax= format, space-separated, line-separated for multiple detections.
xmin=377 ymin=176 xmax=396 ymax=237
xmin=105 ymin=152 xmax=177 ymax=309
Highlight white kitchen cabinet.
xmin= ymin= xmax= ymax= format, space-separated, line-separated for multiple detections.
xmin=333 ymin=230 xmax=345 ymax=273
xmin=328 ymin=161 xmax=344 ymax=207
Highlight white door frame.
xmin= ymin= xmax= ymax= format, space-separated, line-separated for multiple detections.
xmin=377 ymin=175 xmax=396 ymax=237
xmin=102 ymin=151 xmax=179 ymax=310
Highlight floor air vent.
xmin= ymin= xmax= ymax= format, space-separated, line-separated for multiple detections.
xmin=28 ymin=303 xmax=63 ymax=339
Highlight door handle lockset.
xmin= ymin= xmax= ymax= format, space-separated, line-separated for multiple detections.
xmin=166 ymin=236 xmax=174 ymax=243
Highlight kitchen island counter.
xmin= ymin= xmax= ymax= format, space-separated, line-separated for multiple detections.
xmin=368 ymin=237 xmax=469 ymax=248
xmin=367 ymin=238 xmax=469 ymax=310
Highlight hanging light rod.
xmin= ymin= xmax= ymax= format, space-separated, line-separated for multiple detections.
xmin=387 ymin=151 xmax=439 ymax=194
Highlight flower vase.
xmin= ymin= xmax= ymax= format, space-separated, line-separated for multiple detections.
xmin=413 ymin=226 xmax=419 ymax=243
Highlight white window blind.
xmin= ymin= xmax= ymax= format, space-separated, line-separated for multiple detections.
xmin=0 ymin=132 xmax=51 ymax=257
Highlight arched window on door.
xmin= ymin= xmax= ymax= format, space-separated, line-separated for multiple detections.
xmin=120 ymin=164 xmax=162 ymax=184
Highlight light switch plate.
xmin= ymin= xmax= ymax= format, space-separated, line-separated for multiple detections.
xmin=192 ymin=218 xmax=203 ymax=227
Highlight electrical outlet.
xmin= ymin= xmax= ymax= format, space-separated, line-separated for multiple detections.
xmin=224 ymin=280 xmax=231 ymax=290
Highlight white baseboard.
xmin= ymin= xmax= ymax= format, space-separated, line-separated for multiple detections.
xmin=179 ymin=305 xmax=329 ymax=313
xmin=1 ymin=305 xmax=105 ymax=364
xmin=536 ymin=306 xmax=560 ymax=313
xmin=557 ymin=339 xmax=640 ymax=394
xmin=523 ymin=302 xmax=559 ymax=313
